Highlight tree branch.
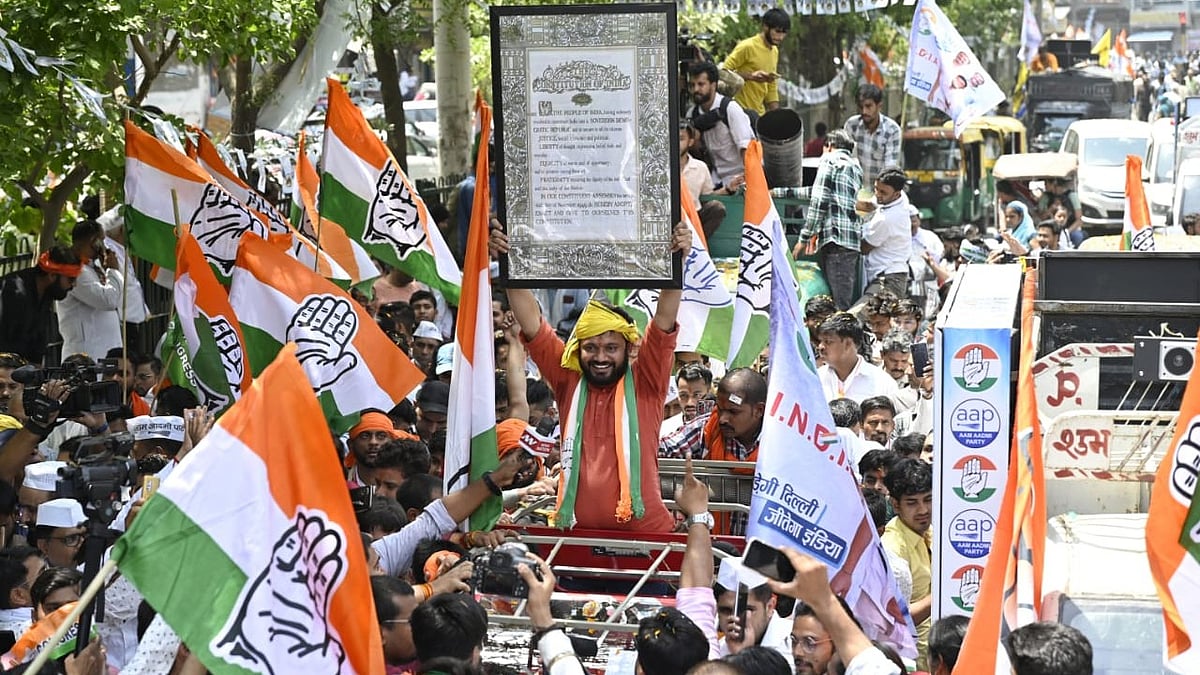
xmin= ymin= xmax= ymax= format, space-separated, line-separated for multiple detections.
xmin=14 ymin=181 xmax=45 ymax=208
xmin=133 ymin=32 xmax=182 ymax=105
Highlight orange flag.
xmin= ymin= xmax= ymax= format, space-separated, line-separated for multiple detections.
xmin=1123 ymin=154 xmax=1156 ymax=251
xmin=954 ymin=271 xmax=1047 ymax=674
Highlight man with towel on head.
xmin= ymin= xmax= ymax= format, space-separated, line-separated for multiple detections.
xmin=492 ymin=223 xmax=692 ymax=531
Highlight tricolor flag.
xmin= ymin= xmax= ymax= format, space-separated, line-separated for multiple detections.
xmin=954 ymin=272 xmax=1047 ymax=675
xmin=695 ymin=140 xmax=781 ymax=368
xmin=292 ymin=131 xmax=380 ymax=289
xmin=124 ymin=120 xmax=269 ymax=280
xmin=444 ymin=98 xmax=501 ymax=531
xmin=860 ymin=45 xmax=884 ymax=89
xmin=321 ymin=78 xmax=462 ymax=303
xmin=1123 ymin=154 xmax=1156 ymax=251
xmin=161 ymin=229 xmax=251 ymax=415
xmin=228 ymin=233 xmax=425 ymax=433
xmin=605 ymin=193 xmax=733 ymax=353
xmin=113 ymin=344 xmax=385 ymax=675
xmin=1146 ymin=329 xmax=1200 ymax=672
xmin=748 ymin=174 xmax=914 ymax=656
xmin=194 ymin=130 xmax=352 ymax=286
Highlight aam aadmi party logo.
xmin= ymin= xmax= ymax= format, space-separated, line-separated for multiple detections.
xmin=950 ymin=399 xmax=1001 ymax=448
xmin=952 ymin=455 xmax=997 ymax=503
xmin=952 ymin=344 xmax=1000 ymax=392
xmin=948 ymin=508 xmax=996 ymax=558
xmin=951 ymin=564 xmax=984 ymax=611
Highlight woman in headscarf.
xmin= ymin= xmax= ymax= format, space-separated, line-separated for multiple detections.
xmin=1001 ymin=201 xmax=1037 ymax=249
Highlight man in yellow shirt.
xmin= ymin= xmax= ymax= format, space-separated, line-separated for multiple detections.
xmin=880 ymin=458 xmax=933 ymax=671
xmin=722 ymin=8 xmax=790 ymax=118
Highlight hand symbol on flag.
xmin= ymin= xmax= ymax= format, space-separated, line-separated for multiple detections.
xmin=958 ymin=567 xmax=981 ymax=609
xmin=737 ymin=226 xmax=772 ymax=313
xmin=960 ymin=456 xmax=988 ymax=499
xmin=215 ymin=510 xmax=348 ymax=675
xmin=365 ymin=160 xmax=427 ymax=259
xmin=288 ymin=295 xmax=360 ymax=391
xmin=962 ymin=347 xmax=989 ymax=388
xmin=211 ymin=314 xmax=246 ymax=396
xmin=190 ymin=183 xmax=267 ymax=275
xmin=244 ymin=191 xmax=290 ymax=235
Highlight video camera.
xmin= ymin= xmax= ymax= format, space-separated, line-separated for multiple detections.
xmin=471 ymin=541 xmax=542 ymax=598
xmin=54 ymin=432 xmax=137 ymax=527
xmin=14 ymin=360 xmax=123 ymax=418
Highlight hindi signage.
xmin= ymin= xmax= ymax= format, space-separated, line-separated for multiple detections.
xmin=491 ymin=3 xmax=682 ymax=288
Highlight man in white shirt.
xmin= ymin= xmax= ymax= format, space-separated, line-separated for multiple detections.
xmin=99 ymin=208 xmax=150 ymax=348
xmin=57 ymin=220 xmax=123 ymax=359
xmin=686 ymin=61 xmax=755 ymax=190
xmin=860 ymin=168 xmax=913 ymax=301
xmin=816 ymin=313 xmax=899 ymax=405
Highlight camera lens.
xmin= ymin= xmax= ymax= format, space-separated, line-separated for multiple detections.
xmin=1165 ymin=346 xmax=1194 ymax=377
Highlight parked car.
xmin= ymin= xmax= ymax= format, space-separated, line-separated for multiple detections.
xmin=1059 ymin=119 xmax=1152 ymax=234
xmin=1143 ymin=118 xmax=1176 ymax=229
xmin=403 ymin=100 xmax=439 ymax=140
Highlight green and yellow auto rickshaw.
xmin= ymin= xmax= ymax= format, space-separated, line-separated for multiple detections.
xmin=902 ymin=116 xmax=1027 ymax=233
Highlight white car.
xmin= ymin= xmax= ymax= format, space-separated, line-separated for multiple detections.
xmin=1060 ymin=119 xmax=1152 ymax=234
xmin=1171 ymin=157 xmax=1200 ymax=231
xmin=1143 ymin=118 xmax=1176 ymax=229
xmin=403 ymin=100 xmax=439 ymax=140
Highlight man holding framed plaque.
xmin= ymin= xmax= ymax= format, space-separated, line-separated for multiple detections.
xmin=490 ymin=222 xmax=691 ymax=532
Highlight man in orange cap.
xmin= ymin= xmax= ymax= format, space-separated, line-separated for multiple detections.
xmin=347 ymin=410 xmax=399 ymax=489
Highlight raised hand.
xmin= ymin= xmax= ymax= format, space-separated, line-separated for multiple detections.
xmin=962 ymin=346 xmax=988 ymax=388
xmin=674 ymin=455 xmax=709 ymax=518
xmin=215 ymin=510 xmax=348 ymax=674
xmin=960 ymin=456 xmax=987 ymax=499
xmin=364 ymin=161 xmax=427 ymax=259
xmin=287 ymin=295 xmax=361 ymax=391
xmin=190 ymin=183 xmax=267 ymax=275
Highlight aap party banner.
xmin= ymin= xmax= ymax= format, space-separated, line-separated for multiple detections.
xmin=747 ymin=212 xmax=915 ymax=657
xmin=905 ymin=0 xmax=1005 ymax=135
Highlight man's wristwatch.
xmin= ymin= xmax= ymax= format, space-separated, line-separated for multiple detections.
xmin=685 ymin=512 xmax=715 ymax=530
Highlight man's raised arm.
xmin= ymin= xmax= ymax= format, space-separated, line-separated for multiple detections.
xmin=488 ymin=220 xmax=542 ymax=341
xmin=652 ymin=222 xmax=693 ymax=333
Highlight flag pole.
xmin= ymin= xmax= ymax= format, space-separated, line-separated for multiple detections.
xmin=25 ymin=558 xmax=119 ymax=675
xmin=160 ymin=190 xmax=185 ymax=386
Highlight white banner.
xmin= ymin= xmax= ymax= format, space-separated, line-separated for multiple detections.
xmin=904 ymin=0 xmax=1005 ymax=135
xmin=748 ymin=207 xmax=916 ymax=657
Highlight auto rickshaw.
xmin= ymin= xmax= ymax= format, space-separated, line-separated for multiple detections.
xmin=902 ymin=116 xmax=1027 ymax=233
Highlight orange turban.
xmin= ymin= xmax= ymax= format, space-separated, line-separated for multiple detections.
xmin=349 ymin=412 xmax=397 ymax=440
xmin=496 ymin=418 xmax=527 ymax=458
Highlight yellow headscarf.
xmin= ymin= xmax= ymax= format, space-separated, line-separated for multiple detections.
xmin=560 ymin=301 xmax=641 ymax=372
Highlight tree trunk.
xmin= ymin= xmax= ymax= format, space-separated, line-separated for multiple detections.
xmin=372 ymin=23 xmax=409 ymax=171
xmin=231 ymin=56 xmax=257 ymax=156
xmin=433 ymin=0 xmax=473 ymax=178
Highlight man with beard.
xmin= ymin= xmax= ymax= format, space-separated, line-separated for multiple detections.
xmin=492 ymin=224 xmax=691 ymax=532
xmin=859 ymin=396 xmax=896 ymax=448
xmin=346 ymin=410 xmax=400 ymax=489
xmin=0 ymin=246 xmax=81 ymax=364
xmin=659 ymin=368 xmax=765 ymax=464
xmin=686 ymin=61 xmax=755 ymax=191
xmin=722 ymin=8 xmax=790 ymax=117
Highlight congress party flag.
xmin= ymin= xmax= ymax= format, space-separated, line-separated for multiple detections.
xmin=1123 ymin=155 xmax=1156 ymax=251
xmin=748 ymin=184 xmax=915 ymax=657
xmin=605 ymin=192 xmax=733 ymax=353
xmin=161 ymin=229 xmax=251 ymax=415
xmin=228 ymin=233 xmax=424 ymax=433
xmin=1146 ymin=329 xmax=1200 ymax=672
xmin=293 ymin=131 xmax=380 ymax=288
xmin=124 ymin=120 xmax=269 ymax=281
xmin=445 ymin=98 xmax=501 ymax=531
xmin=905 ymin=0 xmax=1005 ymax=135
xmin=695 ymin=140 xmax=781 ymax=368
xmin=954 ymin=272 xmax=1047 ymax=675
xmin=860 ymin=45 xmax=885 ymax=89
xmin=321 ymin=78 xmax=462 ymax=303
xmin=113 ymin=344 xmax=385 ymax=675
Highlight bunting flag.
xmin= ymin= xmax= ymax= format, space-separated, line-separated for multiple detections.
xmin=695 ymin=141 xmax=781 ymax=368
xmin=124 ymin=120 xmax=269 ymax=280
xmin=954 ymin=271 xmax=1047 ymax=675
xmin=1123 ymin=155 xmax=1156 ymax=251
xmin=113 ymin=344 xmax=385 ymax=675
xmin=905 ymin=0 xmax=1006 ymax=135
xmin=859 ymin=45 xmax=885 ymax=89
xmin=747 ymin=171 xmax=915 ymax=657
xmin=604 ymin=193 xmax=734 ymax=353
xmin=292 ymin=131 xmax=380 ymax=289
xmin=227 ymin=233 xmax=424 ymax=433
xmin=321 ymin=78 xmax=462 ymax=304
xmin=1146 ymin=329 xmax=1200 ymax=672
xmin=194 ymin=130 xmax=352 ymax=286
xmin=444 ymin=97 xmax=501 ymax=531
xmin=161 ymin=229 xmax=251 ymax=415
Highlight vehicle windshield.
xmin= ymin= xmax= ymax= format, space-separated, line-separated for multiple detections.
xmin=903 ymin=139 xmax=960 ymax=172
xmin=1060 ymin=596 xmax=1169 ymax=674
xmin=1178 ymin=173 xmax=1200 ymax=216
xmin=1152 ymin=141 xmax=1175 ymax=183
xmin=1082 ymin=137 xmax=1151 ymax=167
xmin=1034 ymin=115 xmax=1075 ymax=149
xmin=405 ymin=106 xmax=437 ymax=123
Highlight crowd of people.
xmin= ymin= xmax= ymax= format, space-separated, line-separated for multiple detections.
xmin=0 ymin=9 xmax=1109 ymax=674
